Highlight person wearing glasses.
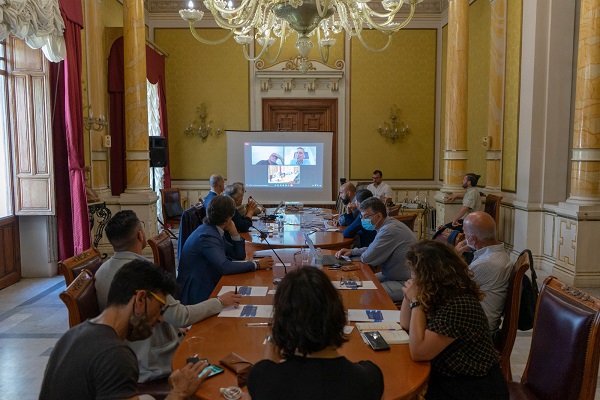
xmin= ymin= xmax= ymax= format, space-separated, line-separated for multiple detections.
xmin=248 ymin=267 xmax=384 ymax=400
xmin=40 ymin=260 xmax=210 ymax=400
xmin=95 ymin=210 xmax=242 ymax=383
xmin=399 ymin=241 xmax=508 ymax=399
xmin=335 ymin=197 xmax=416 ymax=302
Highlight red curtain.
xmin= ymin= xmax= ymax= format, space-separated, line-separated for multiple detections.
xmin=108 ymin=37 xmax=171 ymax=195
xmin=51 ymin=0 xmax=91 ymax=261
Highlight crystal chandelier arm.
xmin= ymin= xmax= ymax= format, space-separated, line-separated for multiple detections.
xmin=361 ymin=0 xmax=405 ymax=20
xmin=315 ymin=0 xmax=333 ymax=18
xmin=187 ymin=21 xmax=235 ymax=44
xmin=316 ymin=28 xmax=331 ymax=63
xmin=355 ymin=29 xmax=393 ymax=52
xmin=360 ymin=2 xmax=416 ymax=32
xmin=262 ymin=26 xmax=287 ymax=63
xmin=206 ymin=0 xmax=262 ymax=30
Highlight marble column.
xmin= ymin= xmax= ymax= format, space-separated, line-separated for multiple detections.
xmin=442 ymin=0 xmax=469 ymax=192
xmin=83 ymin=0 xmax=111 ymax=197
xmin=485 ymin=0 xmax=506 ymax=192
xmin=568 ymin=0 xmax=600 ymax=205
xmin=436 ymin=0 xmax=469 ymax=226
xmin=123 ymin=0 xmax=150 ymax=193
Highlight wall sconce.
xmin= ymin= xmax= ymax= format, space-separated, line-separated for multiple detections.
xmin=184 ymin=103 xmax=221 ymax=142
xmin=83 ymin=108 xmax=108 ymax=132
xmin=377 ymin=105 xmax=409 ymax=144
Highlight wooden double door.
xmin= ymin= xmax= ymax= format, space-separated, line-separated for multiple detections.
xmin=262 ymin=98 xmax=338 ymax=199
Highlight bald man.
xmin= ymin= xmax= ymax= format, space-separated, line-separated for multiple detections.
xmin=456 ymin=211 xmax=512 ymax=332
xmin=338 ymin=182 xmax=357 ymax=226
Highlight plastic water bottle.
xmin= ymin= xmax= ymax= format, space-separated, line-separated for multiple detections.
xmin=277 ymin=216 xmax=284 ymax=238
xmin=315 ymin=248 xmax=323 ymax=269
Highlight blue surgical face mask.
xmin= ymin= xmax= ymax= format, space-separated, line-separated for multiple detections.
xmin=361 ymin=217 xmax=376 ymax=231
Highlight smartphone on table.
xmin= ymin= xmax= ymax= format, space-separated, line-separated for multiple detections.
xmin=199 ymin=364 xmax=225 ymax=378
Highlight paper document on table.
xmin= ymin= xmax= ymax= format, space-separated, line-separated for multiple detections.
xmin=347 ymin=309 xmax=401 ymax=322
xmin=274 ymin=263 xmax=292 ymax=268
xmin=218 ymin=304 xmax=273 ymax=318
xmin=217 ymin=286 xmax=268 ymax=297
xmin=331 ymin=281 xmax=377 ymax=290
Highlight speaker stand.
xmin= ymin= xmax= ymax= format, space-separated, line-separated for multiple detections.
xmin=152 ymin=167 xmax=178 ymax=240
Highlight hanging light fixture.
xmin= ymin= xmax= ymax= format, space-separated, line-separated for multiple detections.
xmin=179 ymin=0 xmax=421 ymax=69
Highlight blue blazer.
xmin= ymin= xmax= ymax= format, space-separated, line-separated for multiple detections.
xmin=202 ymin=191 xmax=218 ymax=210
xmin=177 ymin=223 xmax=255 ymax=305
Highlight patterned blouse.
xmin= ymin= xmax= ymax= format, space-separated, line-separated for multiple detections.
xmin=427 ymin=294 xmax=499 ymax=377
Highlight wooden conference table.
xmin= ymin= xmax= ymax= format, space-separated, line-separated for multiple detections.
xmin=172 ymin=249 xmax=430 ymax=400
xmin=241 ymin=209 xmax=354 ymax=251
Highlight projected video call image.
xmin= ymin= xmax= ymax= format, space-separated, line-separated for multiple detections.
xmin=268 ymin=166 xmax=300 ymax=184
xmin=252 ymin=146 xmax=317 ymax=166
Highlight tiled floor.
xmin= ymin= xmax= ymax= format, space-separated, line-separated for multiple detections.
xmin=0 ymin=272 xmax=599 ymax=399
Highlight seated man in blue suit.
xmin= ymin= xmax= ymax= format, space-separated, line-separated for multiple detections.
xmin=178 ymin=195 xmax=274 ymax=305
xmin=202 ymin=174 xmax=224 ymax=209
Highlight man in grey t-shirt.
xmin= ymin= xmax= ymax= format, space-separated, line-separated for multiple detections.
xmin=445 ymin=173 xmax=483 ymax=227
xmin=336 ymin=197 xmax=417 ymax=302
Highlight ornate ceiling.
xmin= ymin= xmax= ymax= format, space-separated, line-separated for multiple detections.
xmin=145 ymin=0 xmax=449 ymax=14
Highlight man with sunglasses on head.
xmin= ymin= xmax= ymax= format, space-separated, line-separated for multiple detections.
xmin=95 ymin=210 xmax=242 ymax=383
xmin=40 ymin=260 xmax=209 ymax=400
xmin=336 ymin=197 xmax=416 ymax=302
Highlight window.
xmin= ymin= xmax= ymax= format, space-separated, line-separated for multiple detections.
xmin=0 ymin=41 xmax=13 ymax=218
xmin=147 ymin=80 xmax=164 ymax=220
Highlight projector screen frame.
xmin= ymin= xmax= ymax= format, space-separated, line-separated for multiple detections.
xmin=226 ymin=130 xmax=336 ymax=204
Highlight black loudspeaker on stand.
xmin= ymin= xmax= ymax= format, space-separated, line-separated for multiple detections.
xmin=150 ymin=136 xmax=177 ymax=239
xmin=150 ymin=136 xmax=167 ymax=168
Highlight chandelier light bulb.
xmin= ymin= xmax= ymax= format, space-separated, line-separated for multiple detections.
xmin=188 ymin=0 xmax=194 ymax=8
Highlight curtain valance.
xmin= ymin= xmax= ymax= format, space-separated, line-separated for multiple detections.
xmin=0 ymin=0 xmax=66 ymax=61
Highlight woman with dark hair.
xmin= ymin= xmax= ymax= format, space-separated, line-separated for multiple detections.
xmin=400 ymin=240 xmax=508 ymax=400
xmin=177 ymin=195 xmax=273 ymax=305
xmin=248 ymin=267 xmax=384 ymax=400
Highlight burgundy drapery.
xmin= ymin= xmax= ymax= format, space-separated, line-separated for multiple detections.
xmin=50 ymin=0 xmax=91 ymax=261
xmin=108 ymin=37 xmax=171 ymax=196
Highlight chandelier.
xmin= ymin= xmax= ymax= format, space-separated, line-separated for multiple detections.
xmin=180 ymin=0 xmax=421 ymax=69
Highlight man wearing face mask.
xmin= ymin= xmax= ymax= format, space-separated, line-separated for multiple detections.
xmin=40 ymin=260 xmax=209 ymax=400
xmin=337 ymin=182 xmax=357 ymax=226
xmin=95 ymin=210 xmax=241 ymax=383
xmin=335 ymin=197 xmax=416 ymax=302
xmin=456 ymin=211 xmax=512 ymax=332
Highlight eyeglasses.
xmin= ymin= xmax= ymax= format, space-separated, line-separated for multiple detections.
xmin=144 ymin=290 xmax=169 ymax=315
xmin=361 ymin=212 xmax=378 ymax=220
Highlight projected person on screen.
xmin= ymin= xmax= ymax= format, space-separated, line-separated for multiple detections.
xmin=255 ymin=153 xmax=283 ymax=166
xmin=289 ymin=147 xmax=310 ymax=165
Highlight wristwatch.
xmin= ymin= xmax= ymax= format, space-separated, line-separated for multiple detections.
xmin=409 ymin=300 xmax=421 ymax=310
xmin=253 ymin=261 xmax=260 ymax=271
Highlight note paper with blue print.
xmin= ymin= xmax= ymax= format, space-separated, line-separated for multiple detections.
xmin=347 ymin=309 xmax=401 ymax=322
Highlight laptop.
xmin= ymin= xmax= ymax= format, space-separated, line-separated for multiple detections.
xmin=302 ymin=233 xmax=352 ymax=266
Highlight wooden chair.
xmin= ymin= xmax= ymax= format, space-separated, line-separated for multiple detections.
xmin=356 ymin=181 xmax=371 ymax=192
xmin=147 ymin=231 xmax=177 ymax=277
xmin=495 ymin=249 xmax=532 ymax=381
xmin=393 ymin=213 xmax=417 ymax=231
xmin=507 ymin=276 xmax=600 ymax=400
xmin=484 ymin=194 xmax=502 ymax=225
xmin=387 ymin=204 xmax=402 ymax=217
xmin=59 ymin=247 xmax=103 ymax=286
xmin=59 ymin=269 xmax=100 ymax=328
xmin=160 ymin=188 xmax=183 ymax=229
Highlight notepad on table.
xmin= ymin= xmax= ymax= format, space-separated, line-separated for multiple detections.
xmin=347 ymin=309 xmax=400 ymax=322
xmin=355 ymin=322 xmax=409 ymax=344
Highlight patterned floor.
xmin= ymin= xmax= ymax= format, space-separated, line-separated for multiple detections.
xmin=0 ymin=271 xmax=598 ymax=399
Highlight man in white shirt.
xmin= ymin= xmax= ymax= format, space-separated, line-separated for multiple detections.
xmin=456 ymin=211 xmax=512 ymax=332
xmin=366 ymin=170 xmax=393 ymax=204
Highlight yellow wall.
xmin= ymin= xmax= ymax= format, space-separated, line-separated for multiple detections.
xmin=350 ymin=29 xmax=437 ymax=180
xmin=502 ymin=0 xmax=522 ymax=192
xmin=467 ymin=0 xmax=491 ymax=187
xmin=154 ymin=29 xmax=249 ymax=180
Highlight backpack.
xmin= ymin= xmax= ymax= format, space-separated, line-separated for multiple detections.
xmin=518 ymin=249 xmax=539 ymax=331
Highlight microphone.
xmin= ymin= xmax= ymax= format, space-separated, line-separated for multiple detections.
xmin=250 ymin=225 xmax=287 ymax=284
xmin=273 ymin=200 xmax=285 ymax=215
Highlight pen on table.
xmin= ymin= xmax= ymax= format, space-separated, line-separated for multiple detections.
xmin=246 ymin=322 xmax=272 ymax=327
xmin=235 ymin=285 xmax=238 ymax=294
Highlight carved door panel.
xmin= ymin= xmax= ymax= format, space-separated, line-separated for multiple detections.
xmin=262 ymin=98 xmax=338 ymax=199
xmin=0 ymin=216 xmax=21 ymax=289
xmin=272 ymin=111 xmax=298 ymax=131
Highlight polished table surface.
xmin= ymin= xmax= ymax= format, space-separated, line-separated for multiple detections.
xmin=172 ymin=249 xmax=430 ymax=400
xmin=240 ymin=210 xmax=354 ymax=250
